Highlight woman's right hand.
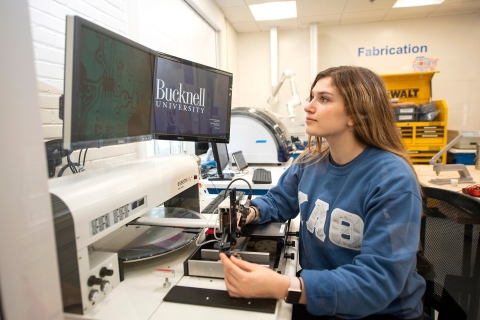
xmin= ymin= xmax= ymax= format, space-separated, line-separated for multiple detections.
xmin=237 ymin=206 xmax=257 ymax=230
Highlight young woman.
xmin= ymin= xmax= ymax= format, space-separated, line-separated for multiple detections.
xmin=220 ymin=66 xmax=426 ymax=320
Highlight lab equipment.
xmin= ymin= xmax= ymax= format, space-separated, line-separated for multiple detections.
xmin=448 ymin=130 xmax=480 ymax=149
xmin=164 ymin=179 xmax=297 ymax=314
xmin=429 ymin=133 xmax=475 ymax=184
xmin=229 ymin=107 xmax=290 ymax=164
xmin=49 ymin=154 xmax=200 ymax=317
xmin=267 ymin=69 xmax=302 ymax=121
xmin=476 ymin=143 xmax=480 ymax=170
xmin=201 ymin=189 xmax=246 ymax=214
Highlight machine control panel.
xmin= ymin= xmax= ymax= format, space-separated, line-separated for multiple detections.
xmin=89 ymin=195 xmax=147 ymax=237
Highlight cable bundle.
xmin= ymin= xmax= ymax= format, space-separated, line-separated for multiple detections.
xmin=462 ymin=185 xmax=480 ymax=197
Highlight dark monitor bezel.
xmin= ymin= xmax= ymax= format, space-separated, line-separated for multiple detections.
xmin=63 ymin=15 xmax=156 ymax=150
xmin=209 ymin=142 xmax=233 ymax=181
xmin=231 ymin=151 xmax=248 ymax=171
xmin=195 ymin=142 xmax=210 ymax=156
xmin=151 ymin=52 xmax=233 ymax=144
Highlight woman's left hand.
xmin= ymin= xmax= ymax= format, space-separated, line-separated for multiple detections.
xmin=219 ymin=252 xmax=289 ymax=300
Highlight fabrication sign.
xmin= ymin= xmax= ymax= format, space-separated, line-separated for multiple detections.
xmin=358 ymin=44 xmax=428 ymax=57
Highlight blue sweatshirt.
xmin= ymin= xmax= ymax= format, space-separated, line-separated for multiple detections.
xmin=251 ymin=145 xmax=425 ymax=319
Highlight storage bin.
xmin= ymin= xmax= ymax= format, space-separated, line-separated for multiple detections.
xmin=418 ymin=102 xmax=437 ymax=114
xmin=447 ymin=152 xmax=475 ymax=165
xmin=395 ymin=113 xmax=418 ymax=122
xmin=381 ymin=72 xmax=448 ymax=164
xmin=394 ymin=105 xmax=418 ymax=114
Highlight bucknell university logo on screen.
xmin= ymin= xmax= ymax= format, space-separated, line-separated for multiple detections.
xmin=155 ymin=79 xmax=205 ymax=114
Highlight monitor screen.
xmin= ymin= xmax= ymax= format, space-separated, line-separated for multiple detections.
xmin=151 ymin=53 xmax=232 ymax=143
xmin=63 ymin=15 xmax=155 ymax=150
xmin=231 ymin=151 xmax=248 ymax=171
xmin=208 ymin=143 xmax=233 ymax=181
xmin=195 ymin=142 xmax=210 ymax=156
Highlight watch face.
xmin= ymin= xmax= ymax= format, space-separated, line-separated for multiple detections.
xmin=286 ymin=290 xmax=302 ymax=304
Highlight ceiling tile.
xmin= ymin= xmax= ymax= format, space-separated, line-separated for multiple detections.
xmin=231 ymin=21 xmax=261 ymax=33
xmin=256 ymin=18 xmax=299 ymax=32
xmin=213 ymin=0 xmax=246 ymax=8
xmin=344 ymin=0 xmax=397 ymax=12
xmin=245 ymin=0 xmax=283 ymax=4
xmin=296 ymin=0 xmax=347 ymax=16
xmin=298 ymin=13 xmax=342 ymax=27
xmin=443 ymin=0 xmax=480 ymax=3
xmin=213 ymin=0 xmax=480 ymax=33
xmin=430 ymin=1 xmax=480 ymax=15
xmin=221 ymin=5 xmax=255 ymax=23
xmin=341 ymin=9 xmax=389 ymax=25
xmin=383 ymin=6 xmax=435 ymax=20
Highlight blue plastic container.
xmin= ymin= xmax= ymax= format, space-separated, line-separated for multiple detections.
xmin=447 ymin=152 xmax=475 ymax=165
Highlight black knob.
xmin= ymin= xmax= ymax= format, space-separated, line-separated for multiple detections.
xmin=284 ymin=252 xmax=295 ymax=260
xmin=287 ymin=231 xmax=299 ymax=237
xmin=99 ymin=267 xmax=114 ymax=277
xmin=286 ymin=240 xmax=296 ymax=247
xmin=88 ymin=276 xmax=103 ymax=286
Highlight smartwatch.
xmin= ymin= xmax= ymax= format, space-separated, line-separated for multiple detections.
xmin=284 ymin=276 xmax=302 ymax=304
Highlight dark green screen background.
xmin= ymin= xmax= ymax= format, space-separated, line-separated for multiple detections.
xmin=76 ymin=26 xmax=153 ymax=142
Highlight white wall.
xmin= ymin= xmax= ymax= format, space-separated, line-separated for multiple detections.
xmin=27 ymin=0 xmax=237 ymax=176
xmin=128 ymin=0 xmax=216 ymax=67
xmin=0 ymin=0 xmax=63 ymax=319
xmin=237 ymin=13 xmax=480 ymax=139
xmin=225 ymin=20 xmax=240 ymax=109
xmin=29 ymin=0 xmax=139 ymax=174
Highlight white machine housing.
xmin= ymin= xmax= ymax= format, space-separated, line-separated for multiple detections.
xmin=48 ymin=154 xmax=199 ymax=316
xmin=228 ymin=107 xmax=290 ymax=165
xmin=448 ymin=130 xmax=480 ymax=149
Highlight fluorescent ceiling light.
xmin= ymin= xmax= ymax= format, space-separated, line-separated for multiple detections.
xmin=393 ymin=0 xmax=444 ymax=8
xmin=249 ymin=1 xmax=297 ymax=21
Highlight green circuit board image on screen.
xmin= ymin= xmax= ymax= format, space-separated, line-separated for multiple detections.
xmin=76 ymin=26 xmax=153 ymax=142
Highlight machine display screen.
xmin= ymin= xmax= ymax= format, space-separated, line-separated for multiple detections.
xmin=63 ymin=15 xmax=155 ymax=150
xmin=77 ymin=27 xmax=153 ymax=141
xmin=151 ymin=53 xmax=232 ymax=143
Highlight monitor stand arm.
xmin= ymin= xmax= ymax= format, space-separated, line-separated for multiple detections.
xmin=428 ymin=163 xmax=475 ymax=185
xmin=428 ymin=133 xmax=476 ymax=185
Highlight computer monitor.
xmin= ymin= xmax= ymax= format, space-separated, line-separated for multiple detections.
xmin=231 ymin=150 xmax=248 ymax=171
xmin=151 ymin=53 xmax=233 ymax=143
xmin=208 ymin=143 xmax=233 ymax=181
xmin=62 ymin=15 xmax=155 ymax=150
xmin=195 ymin=142 xmax=210 ymax=156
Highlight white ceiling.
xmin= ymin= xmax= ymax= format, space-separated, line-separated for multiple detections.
xmin=213 ymin=0 xmax=480 ymax=33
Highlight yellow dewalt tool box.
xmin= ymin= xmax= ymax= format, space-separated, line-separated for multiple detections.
xmin=380 ymin=71 xmax=447 ymax=164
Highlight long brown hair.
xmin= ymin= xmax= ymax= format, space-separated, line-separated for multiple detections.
xmin=297 ymin=66 xmax=421 ymax=186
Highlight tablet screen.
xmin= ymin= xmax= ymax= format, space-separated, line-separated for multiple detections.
xmin=231 ymin=151 xmax=248 ymax=171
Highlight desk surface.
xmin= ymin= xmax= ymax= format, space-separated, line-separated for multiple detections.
xmin=204 ymin=162 xmax=480 ymax=193
xmin=414 ymin=164 xmax=480 ymax=192
xmin=202 ymin=158 xmax=293 ymax=193
xmin=202 ymin=161 xmax=480 ymax=194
